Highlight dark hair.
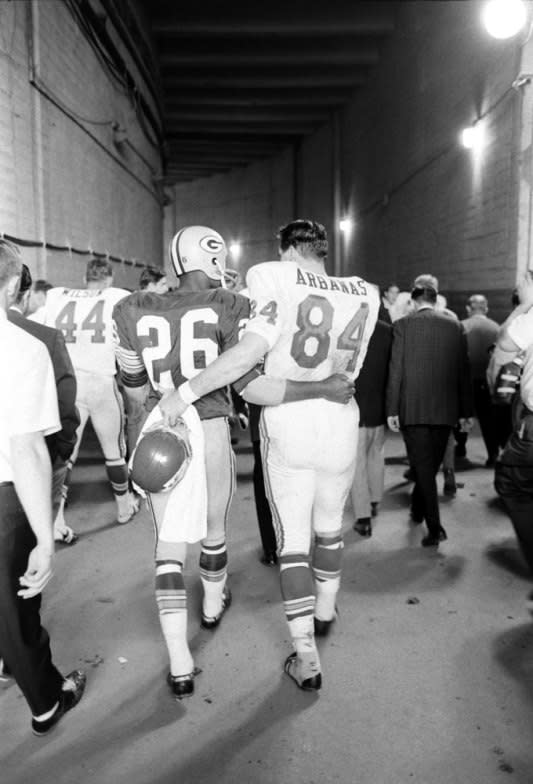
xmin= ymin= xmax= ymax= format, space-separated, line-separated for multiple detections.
xmin=278 ymin=219 xmax=328 ymax=260
xmin=411 ymin=286 xmax=437 ymax=304
xmin=411 ymin=273 xmax=438 ymax=304
xmin=86 ymin=257 xmax=113 ymax=282
xmin=33 ymin=279 xmax=52 ymax=294
xmin=511 ymin=288 xmax=520 ymax=308
xmin=139 ymin=267 xmax=166 ymax=289
xmin=14 ymin=264 xmax=32 ymax=304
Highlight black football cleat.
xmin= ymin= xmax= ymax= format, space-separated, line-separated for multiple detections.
xmin=32 ymin=670 xmax=86 ymax=736
xmin=284 ymin=653 xmax=322 ymax=692
xmin=167 ymin=667 xmax=202 ymax=700
xmin=201 ymin=587 xmax=232 ymax=630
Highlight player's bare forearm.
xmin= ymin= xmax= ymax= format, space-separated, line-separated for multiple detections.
xmin=11 ymin=432 xmax=54 ymax=554
xmin=242 ymin=373 xmax=355 ymax=406
xmin=284 ymin=374 xmax=354 ymax=404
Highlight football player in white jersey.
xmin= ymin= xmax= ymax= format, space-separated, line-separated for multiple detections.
xmin=113 ymin=226 xmax=354 ymax=699
xmin=42 ymin=258 xmax=138 ymax=531
xmin=159 ymin=219 xmax=380 ymax=692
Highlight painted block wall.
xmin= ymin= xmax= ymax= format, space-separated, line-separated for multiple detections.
xmin=0 ymin=0 xmax=163 ymax=290
xmin=164 ymin=147 xmax=295 ymax=284
xmin=339 ymin=0 xmax=521 ymax=320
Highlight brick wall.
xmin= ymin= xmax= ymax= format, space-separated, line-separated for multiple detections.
xmin=0 ymin=0 xmax=163 ymax=290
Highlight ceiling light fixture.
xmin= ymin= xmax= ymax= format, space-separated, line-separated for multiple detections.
xmin=461 ymin=123 xmax=485 ymax=150
xmin=339 ymin=218 xmax=353 ymax=235
xmin=229 ymin=242 xmax=241 ymax=259
xmin=482 ymin=0 xmax=528 ymax=39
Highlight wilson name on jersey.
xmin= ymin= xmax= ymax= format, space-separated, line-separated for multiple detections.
xmin=113 ymin=288 xmax=250 ymax=420
xmin=44 ymin=287 xmax=129 ymax=376
xmin=244 ymin=261 xmax=380 ymax=382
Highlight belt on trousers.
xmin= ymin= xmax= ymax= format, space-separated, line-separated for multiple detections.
xmin=0 ymin=481 xmax=14 ymax=487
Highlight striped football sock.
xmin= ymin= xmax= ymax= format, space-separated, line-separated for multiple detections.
xmin=279 ymin=553 xmax=319 ymax=663
xmin=199 ymin=541 xmax=228 ymax=618
xmin=313 ymin=532 xmax=343 ymax=622
xmin=155 ymin=560 xmax=193 ymax=677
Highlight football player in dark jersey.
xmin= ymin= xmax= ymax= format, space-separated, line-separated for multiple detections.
xmin=113 ymin=226 xmax=354 ymax=698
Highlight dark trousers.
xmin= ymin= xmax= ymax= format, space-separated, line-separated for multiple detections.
xmin=495 ymin=465 xmax=533 ymax=573
xmin=0 ymin=485 xmax=63 ymax=716
xmin=252 ymin=440 xmax=277 ymax=555
xmin=402 ymin=425 xmax=451 ymax=536
xmin=455 ymin=380 xmax=512 ymax=459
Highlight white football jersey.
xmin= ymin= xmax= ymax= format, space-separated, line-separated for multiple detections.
xmin=43 ymin=286 xmax=129 ymax=376
xmin=245 ymin=261 xmax=380 ymax=382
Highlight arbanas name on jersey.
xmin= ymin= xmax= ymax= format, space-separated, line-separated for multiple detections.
xmin=113 ymin=288 xmax=250 ymax=420
xmin=43 ymin=286 xmax=129 ymax=376
xmin=244 ymin=261 xmax=380 ymax=382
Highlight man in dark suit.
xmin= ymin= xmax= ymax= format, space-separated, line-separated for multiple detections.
xmin=8 ymin=265 xmax=79 ymax=544
xmin=386 ymin=275 xmax=473 ymax=547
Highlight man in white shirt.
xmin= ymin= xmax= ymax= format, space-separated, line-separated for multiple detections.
xmin=492 ymin=278 xmax=533 ymax=573
xmin=0 ymin=239 xmax=85 ymax=735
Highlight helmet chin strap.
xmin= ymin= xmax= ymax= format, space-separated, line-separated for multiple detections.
xmin=213 ymin=259 xmax=227 ymax=288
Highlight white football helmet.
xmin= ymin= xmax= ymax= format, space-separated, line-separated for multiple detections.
xmin=169 ymin=225 xmax=227 ymax=284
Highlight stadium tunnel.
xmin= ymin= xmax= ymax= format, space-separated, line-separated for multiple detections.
xmin=2 ymin=3 xmax=533 ymax=783
xmin=1 ymin=1 xmax=533 ymax=318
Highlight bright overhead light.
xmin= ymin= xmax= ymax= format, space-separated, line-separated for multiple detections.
xmin=229 ymin=242 xmax=241 ymax=259
xmin=461 ymin=124 xmax=485 ymax=150
xmin=482 ymin=0 xmax=527 ymax=39
xmin=339 ymin=218 xmax=353 ymax=235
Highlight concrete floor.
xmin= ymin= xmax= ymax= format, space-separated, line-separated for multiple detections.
xmin=1 ymin=427 xmax=532 ymax=784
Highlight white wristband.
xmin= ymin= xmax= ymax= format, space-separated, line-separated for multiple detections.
xmin=178 ymin=380 xmax=199 ymax=405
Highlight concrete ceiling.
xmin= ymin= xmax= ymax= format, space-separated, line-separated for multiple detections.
xmin=143 ymin=1 xmax=397 ymax=183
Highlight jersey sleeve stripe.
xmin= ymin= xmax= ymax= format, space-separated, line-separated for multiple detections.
xmin=115 ymin=346 xmax=148 ymax=387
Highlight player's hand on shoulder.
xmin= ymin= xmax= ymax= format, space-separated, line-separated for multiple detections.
xmin=321 ymin=373 xmax=355 ymax=404
xmin=18 ymin=544 xmax=54 ymax=599
xmin=159 ymin=389 xmax=189 ymax=428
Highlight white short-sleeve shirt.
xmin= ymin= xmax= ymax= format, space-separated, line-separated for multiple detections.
xmin=507 ymin=309 xmax=533 ymax=410
xmin=0 ymin=313 xmax=60 ymax=482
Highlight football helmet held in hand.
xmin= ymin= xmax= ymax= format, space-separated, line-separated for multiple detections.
xmin=131 ymin=420 xmax=192 ymax=494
